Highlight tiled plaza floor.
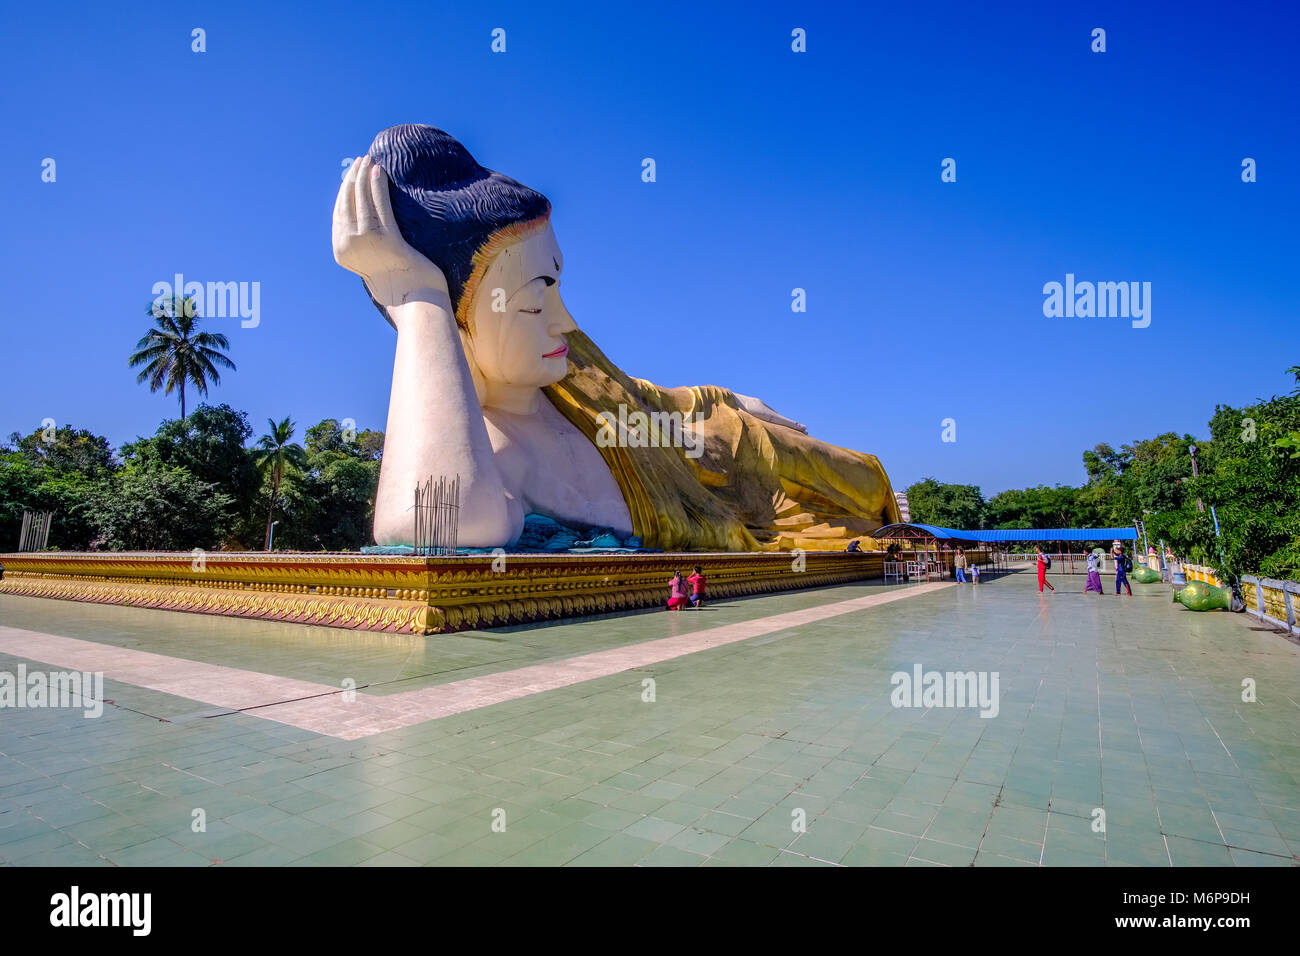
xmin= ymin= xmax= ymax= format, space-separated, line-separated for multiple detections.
xmin=1 ymin=569 xmax=1297 ymax=866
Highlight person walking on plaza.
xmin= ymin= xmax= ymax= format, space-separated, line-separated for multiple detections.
xmin=1035 ymin=546 xmax=1055 ymax=592
xmin=667 ymin=571 xmax=688 ymax=610
xmin=954 ymin=549 xmax=967 ymax=583
xmin=686 ymin=565 xmax=706 ymax=608
xmin=1112 ymin=540 xmax=1132 ymax=596
xmin=970 ymin=562 xmax=980 ymax=584
xmin=1083 ymin=550 xmax=1104 ymax=593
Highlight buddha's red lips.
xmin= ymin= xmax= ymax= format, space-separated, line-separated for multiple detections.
xmin=542 ymin=346 xmax=568 ymax=358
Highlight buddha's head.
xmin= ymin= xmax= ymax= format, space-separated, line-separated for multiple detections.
xmin=365 ymin=124 xmax=576 ymax=398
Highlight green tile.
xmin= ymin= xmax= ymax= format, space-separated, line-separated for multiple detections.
xmin=1165 ymin=836 xmax=1234 ymax=866
xmin=623 ymin=816 xmax=684 ymax=844
xmin=705 ymin=839 xmax=783 ymax=867
xmin=291 ymin=838 xmax=385 ymax=866
xmin=977 ymin=833 xmax=1042 ymax=864
xmin=4 ymin=572 xmax=1299 ymax=868
xmin=910 ymin=839 xmax=976 ymax=866
xmin=789 ymin=818 xmax=865 ymax=863
xmin=665 ymin=827 xmax=731 ymax=856
xmin=841 ymin=844 xmax=910 ymax=867
xmin=771 ymin=851 xmax=837 ymax=866
xmin=857 ymin=826 xmax=921 ymax=857
xmin=637 ymin=844 xmax=706 ymax=867
xmin=567 ymin=833 xmax=659 ymax=866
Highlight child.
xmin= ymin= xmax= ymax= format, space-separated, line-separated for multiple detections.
xmin=667 ymin=571 xmax=688 ymax=610
xmin=686 ymin=565 xmax=706 ymax=608
xmin=970 ymin=563 xmax=980 ymax=585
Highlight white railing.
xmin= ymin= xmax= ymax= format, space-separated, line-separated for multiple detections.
xmin=1241 ymin=575 xmax=1299 ymax=637
xmin=881 ymin=550 xmax=1009 ymax=583
xmin=18 ymin=511 xmax=53 ymax=552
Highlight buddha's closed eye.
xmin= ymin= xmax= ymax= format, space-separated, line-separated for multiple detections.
xmin=515 ymin=275 xmax=555 ymax=314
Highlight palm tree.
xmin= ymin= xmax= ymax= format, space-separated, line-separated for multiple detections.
xmin=128 ymin=295 xmax=235 ymax=420
xmin=255 ymin=417 xmax=307 ymax=550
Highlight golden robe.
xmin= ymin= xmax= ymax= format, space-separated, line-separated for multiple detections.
xmin=544 ymin=330 xmax=901 ymax=551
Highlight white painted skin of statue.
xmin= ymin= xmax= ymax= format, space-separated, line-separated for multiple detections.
xmin=332 ymin=157 xmax=633 ymax=547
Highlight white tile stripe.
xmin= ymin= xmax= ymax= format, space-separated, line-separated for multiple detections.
xmin=0 ymin=582 xmax=950 ymax=739
xmin=0 ymin=627 xmax=335 ymax=710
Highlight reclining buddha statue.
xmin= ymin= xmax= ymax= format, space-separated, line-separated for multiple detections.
xmin=333 ymin=125 xmax=901 ymax=551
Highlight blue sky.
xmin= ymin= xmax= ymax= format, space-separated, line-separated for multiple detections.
xmin=2 ymin=0 xmax=1296 ymax=496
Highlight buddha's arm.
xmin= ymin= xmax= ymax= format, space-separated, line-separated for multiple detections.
xmin=629 ymin=378 xmax=806 ymax=433
xmin=373 ymin=297 xmax=521 ymax=547
xmin=333 ymin=158 xmax=518 ymax=547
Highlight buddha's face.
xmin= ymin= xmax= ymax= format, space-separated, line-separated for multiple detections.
xmin=467 ymin=223 xmax=575 ymax=390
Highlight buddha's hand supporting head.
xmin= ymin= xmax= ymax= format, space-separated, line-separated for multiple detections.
xmin=332 ymin=156 xmax=449 ymax=311
xmin=349 ymin=124 xmax=578 ymax=400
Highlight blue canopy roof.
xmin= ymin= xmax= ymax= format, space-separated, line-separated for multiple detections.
xmin=873 ymin=523 xmax=1138 ymax=543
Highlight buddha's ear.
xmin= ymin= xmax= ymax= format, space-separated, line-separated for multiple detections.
xmin=459 ymin=329 xmax=487 ymax=405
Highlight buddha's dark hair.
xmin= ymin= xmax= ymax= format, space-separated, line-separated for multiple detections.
xmin=364 ymin=124 xmax=551 ymax=327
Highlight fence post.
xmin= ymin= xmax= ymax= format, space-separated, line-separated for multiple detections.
xmin=1253 ymin=576 xmax=1264 ymax=617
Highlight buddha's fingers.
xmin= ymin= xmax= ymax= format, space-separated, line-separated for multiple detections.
xmin=354 ymin=156 xmax=380 ymax=234
xmin=334 ymin=157 xmax=362 ymax=237
xmin=370 ymin=163 xmax=399 ymax=232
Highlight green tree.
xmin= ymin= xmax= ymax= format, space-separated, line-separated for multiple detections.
xmin=1194 ymin=371 xmax=1300 ymax=578
xmin=904 ymin=478 xmax=986 ymax=529
xmin=1081 ymin=442 xmax=1125 ymax=484
xmin=127 ymin=295 xmax=235 ymax=420
xmin=254 ymin=417 xmax=307 ymax=550
xmin=986 ymin=485 xmax=1085 ymax=530
xmin=0 ymin=453 xmax=41 ymax=548
xmin=89 ymin=462 xmax=234 ymax=551
xmin=0 ymin=426 xmax=117 ymax=550
xmin=4 ymin=425 xmax=116 ymax=478
xmin=262 ymin=419 xmax=384 ymax=551
xmin=303 ymin=418 xmax=384 ymax=461
xmin=120 ymin=404 xmax=260 ymax=540
xmin=1268 ymin=366 xmax=1300 ymax=461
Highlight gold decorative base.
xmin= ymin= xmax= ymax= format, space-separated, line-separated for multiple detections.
xmin=0 ymin=550 xmax=917 ymax=635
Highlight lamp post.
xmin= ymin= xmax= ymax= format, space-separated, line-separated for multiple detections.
xmin=268 ymin=520 xmax=279 ymax=552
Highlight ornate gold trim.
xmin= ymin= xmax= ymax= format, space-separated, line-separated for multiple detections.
xmin=0 ymin=551 xmax=911 ymax=636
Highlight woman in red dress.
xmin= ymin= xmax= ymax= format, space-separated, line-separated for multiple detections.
xmin=1035 ymin=547 xmax=1055 ymax=593
xmin=667 ymin=571 xmax=688 ymax=610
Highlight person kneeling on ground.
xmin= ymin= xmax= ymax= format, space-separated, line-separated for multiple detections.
xmin=687 ymin=565 xmax=706 ymax=608
xmin=667 ymin=571 xmax=688 ymax=610
xmin=846 ymin=539 xmax=862 ymax=553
